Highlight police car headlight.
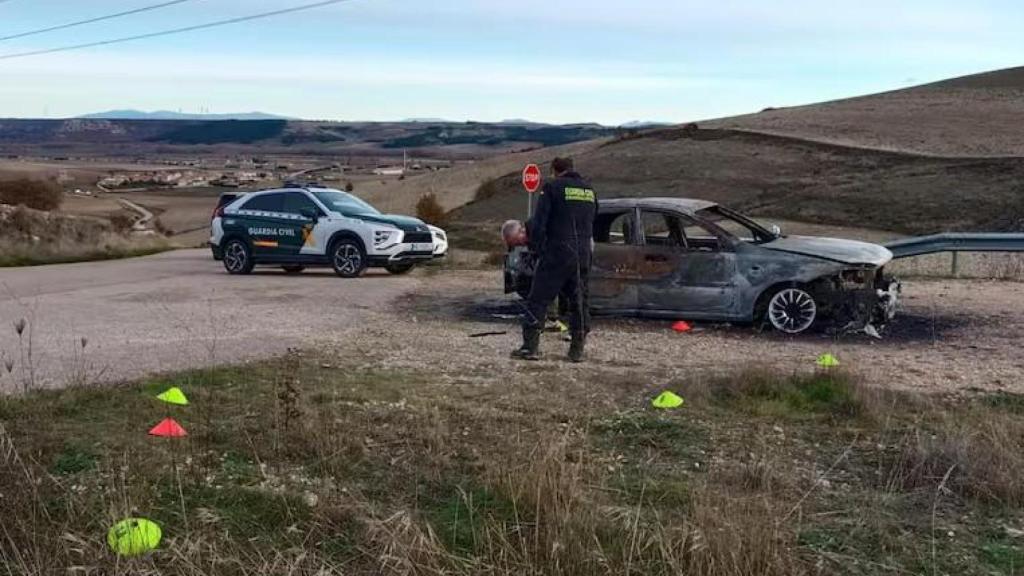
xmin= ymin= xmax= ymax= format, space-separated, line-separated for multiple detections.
xmin=374 ymin=230 xmax=397 ymax=247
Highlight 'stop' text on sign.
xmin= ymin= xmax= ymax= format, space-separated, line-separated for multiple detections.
xmin=522 ymin=164 xmax=541 ymax=194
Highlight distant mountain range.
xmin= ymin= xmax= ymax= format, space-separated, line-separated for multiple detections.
xmin=78 ymin=110 xmax=293 ymax=121
xmin=75 ymin=110 xmax=670 ymax=128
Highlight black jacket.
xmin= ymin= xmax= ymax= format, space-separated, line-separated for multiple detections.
xmin=527 ymin=171 xmax=598 ymax=261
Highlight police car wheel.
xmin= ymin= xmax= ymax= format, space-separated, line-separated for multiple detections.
xmin=282 ymin=265 xmax=305 ymax=274
xmin=384 ymin=262 xmax=415 ymax=275
xmin=222 ymin=239 xmax=254 ymax=275
xmin=331 ymin=239 xmax=366 ymax=278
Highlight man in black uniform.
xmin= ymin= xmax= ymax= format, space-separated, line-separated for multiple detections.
xmin=512 ymin=157 xmax=597 ymax=363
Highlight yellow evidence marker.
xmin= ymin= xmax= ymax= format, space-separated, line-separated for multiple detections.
xmin=156 ymin=387 xmax=189 ymax=406
xmin=816 ymin=354 xmax=840 ymax=368
xmin=652 ymin=391 xmax=685 ymax=409
xmin=107 ymin=518 xmax=162 ymax=556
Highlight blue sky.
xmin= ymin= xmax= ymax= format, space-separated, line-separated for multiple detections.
xmin=0 ymin=0 xmax=1021 ymax=124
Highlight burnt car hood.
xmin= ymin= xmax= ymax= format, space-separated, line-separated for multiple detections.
xmin=761 ymin=236 xmax=893 ymax=266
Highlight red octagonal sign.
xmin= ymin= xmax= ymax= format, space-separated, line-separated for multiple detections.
xmin=522 ymin=163 xmax=542 ymax=194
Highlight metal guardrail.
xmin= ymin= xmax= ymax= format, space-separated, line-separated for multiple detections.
xmin=885 ymin=233 xmax=1024 ymax=259
xmin=885 ymin=233 xmax=1024 ymax=276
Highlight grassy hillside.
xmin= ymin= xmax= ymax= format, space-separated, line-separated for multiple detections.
xmin=708 ymin=66 xmax=1024 ymax=157
xmin=451 ymin=127 xmax=1024 ymax=235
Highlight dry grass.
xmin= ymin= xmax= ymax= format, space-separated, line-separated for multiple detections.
xmin=886 ymin=411 xmax=1024 ymax=507
xmin=0 ymin=178 xmax=62 ymax=211
xmin=415 ymin=193 xmax=450 ymax=228
xmin=889 ymin=252 xmax=1024 ymax=281
xmin=1 ymin=355 xmax=1022 ymax=575
xmin=0 ymin=203 xmax=172 ymax=267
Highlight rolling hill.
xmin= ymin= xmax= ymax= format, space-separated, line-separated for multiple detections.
xmin=439 ymin=67 xmax=1024 ymax=235
xmin=707 ymin=67 xmax=1024 ymax=157
xmin=449 ymin=126 xmax=1024 ymax=235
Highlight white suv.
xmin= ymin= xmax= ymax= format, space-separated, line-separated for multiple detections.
xmin=210 ymin=186 xmax=448 ymax=277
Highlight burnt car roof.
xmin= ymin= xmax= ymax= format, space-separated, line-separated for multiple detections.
xmin=600 ymin=197 xmax=718 ymax=215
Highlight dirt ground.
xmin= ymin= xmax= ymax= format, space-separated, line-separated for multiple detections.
xmin=354 ymin=270 xmax=1024 ymax=397
xmin=0 ymin=249 xmax=418 ymax=393
xmin=3 ymin=250 xmax=1022 ymax=396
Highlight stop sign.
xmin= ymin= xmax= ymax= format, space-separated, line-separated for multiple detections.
xmin=522 ymin=163 xmax=542 ymax=193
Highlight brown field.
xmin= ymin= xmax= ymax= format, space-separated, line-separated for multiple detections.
xmin=707 ymin=67 xmax=1024 ymax=157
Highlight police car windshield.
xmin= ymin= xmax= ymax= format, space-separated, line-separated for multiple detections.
xmin=312 ymin=191 xmax=380 ymax=216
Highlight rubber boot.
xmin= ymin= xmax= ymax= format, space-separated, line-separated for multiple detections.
xmin=511 ymin=326 xmax=542 ymax=361
xmin=568 ymin=332 xmax=586 ymax=363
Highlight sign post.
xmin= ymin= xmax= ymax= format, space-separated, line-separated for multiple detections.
xmin=522 ymin=163 xmax=541 ymax=219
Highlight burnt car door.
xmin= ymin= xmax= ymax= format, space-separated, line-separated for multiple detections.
xmin=635 ymin=209 xmax=740 ymax=318
xmin=589 ymin=208 xmax=641 ymax=313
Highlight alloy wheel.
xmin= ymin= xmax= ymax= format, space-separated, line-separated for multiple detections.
xmin=768 ymin=288 xmax=817 ymax=334
xmin=333 ymin=243 xmax=362 ymax=276
xmin=224 ymin=242 xmax=247 ymax=273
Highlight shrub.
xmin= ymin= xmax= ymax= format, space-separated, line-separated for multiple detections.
xmin=0 ymin=179 xmax=62 ymax=211
xmin=415 ymin=193 xmax=448 ymax=227
xmin=108 ymin=212 xmax=135 ymax=234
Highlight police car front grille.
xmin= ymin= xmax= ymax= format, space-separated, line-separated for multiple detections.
xmin=403 ymin=232 xmax=432 ymax=244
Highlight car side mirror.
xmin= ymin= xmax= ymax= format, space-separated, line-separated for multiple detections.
xmin=769 ymin=224 xmax=782 ymax=237
xmin=300 ymin=208 xmax=319 ymax=221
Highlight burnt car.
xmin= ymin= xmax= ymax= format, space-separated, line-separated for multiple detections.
xmin=505 ymin=198 xmax=900 ymax=334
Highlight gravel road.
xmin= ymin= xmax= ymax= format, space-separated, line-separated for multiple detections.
xmin=2 ymin=254 xmax=1022 ymax=396
xmin=0 ymin=249 xmax=418 ymax=393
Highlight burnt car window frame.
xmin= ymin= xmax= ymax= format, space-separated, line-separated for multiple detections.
xmin=642 ymin=209 xmax=735 ymax=253
xmin=695 ymin=206 xmax=775 ymax=245
xmin=639 ymin=210 xmax=687 ymax=249
xmin=594 ymin=208 xmax=640 ymax=246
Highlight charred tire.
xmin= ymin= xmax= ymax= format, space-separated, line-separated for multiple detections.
xmin=222 ymin=239 xmax=254 ymax=275
xmin=765 ymin=286 xmax=818 ymax=334
xmin=384 ymin=262 xmax=416 ymax=275
xmin=282 ymin=265 xmax=305 ymax=274
xmin=330 ymin=238 xmax=367 ymax=278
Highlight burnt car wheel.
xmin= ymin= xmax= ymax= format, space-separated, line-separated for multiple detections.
xmin=767 ymin=287 xmax=818 ymax=334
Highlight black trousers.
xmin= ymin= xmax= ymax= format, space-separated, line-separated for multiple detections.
xmin=524 ymin=253 xmax=590 ymax=336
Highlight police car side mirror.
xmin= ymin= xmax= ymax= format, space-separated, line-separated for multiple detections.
xmin=300 ymin=208 xmax=319 ymax=221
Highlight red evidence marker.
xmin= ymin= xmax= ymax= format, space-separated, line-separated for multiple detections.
xmin=148 ymin=418 xmax=187 ymax=438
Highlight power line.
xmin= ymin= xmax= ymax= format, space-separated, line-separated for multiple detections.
xmin=0 ymin=0 xmax=356 ymax=60
xmin=0 ymin=0 xmax=198 ymax=43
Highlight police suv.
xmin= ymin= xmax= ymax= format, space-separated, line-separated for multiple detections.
xmin=210 ymin=186 xmax=448 ymax=277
